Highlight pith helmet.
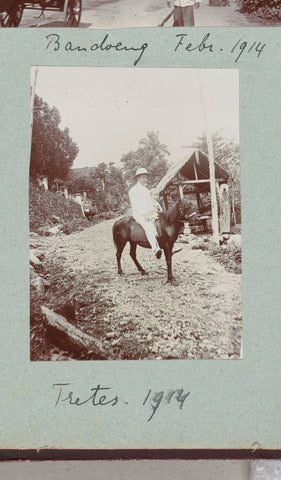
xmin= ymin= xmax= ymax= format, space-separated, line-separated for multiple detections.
xmin=135 ymin=167 xmax=148 ymax=177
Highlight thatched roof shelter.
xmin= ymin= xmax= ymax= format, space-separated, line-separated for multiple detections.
xmin=154 ymin=149 xmax=230 ymax=196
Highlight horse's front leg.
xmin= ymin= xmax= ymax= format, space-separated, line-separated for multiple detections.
xmin=164 ymin=244 xmax=179 ymax=286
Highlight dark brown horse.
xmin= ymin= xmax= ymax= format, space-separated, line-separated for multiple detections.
xmin=112 ymin=198 xmax=192 ymax=285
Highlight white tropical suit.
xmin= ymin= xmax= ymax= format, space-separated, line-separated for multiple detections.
xmin=128 ymin=182 xmax=160 ymax=252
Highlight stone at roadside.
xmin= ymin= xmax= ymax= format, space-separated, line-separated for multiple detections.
xmin=30 ymin=232 xmax=43 ymax=248
xmin=106 ymin=332 xmax=115 ymax=339
xmin=227 ymin=234 xmax=241 ymax=248
xmin=37 ymin=226 xmax=51 ymax=236
xmin=48 ymin=225 xmax=63 ymax=235
xmin=51 ymin=215 xmax=61 ymax=224
xmin=31 ymin=275 xmax=45 ymax=295
xmin=30 ymin=250 xmax=42 ymax=266
xmin=32 ymin=248 xmax=44 ymax=260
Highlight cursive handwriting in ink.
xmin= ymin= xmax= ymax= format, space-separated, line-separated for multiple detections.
xmin=231 ymin=39 xmax=266 ymax=62
xmin=174 ymin=33 xmax=214 ymax=53
xmin=45 ymin=33 xmax=148 ymax=66
xmin=173 ymin=33 xmax=266 ymax=63
xmin=143 ymin=388 xmax=190 ymax=422
xmin=53 ymin=383 xmax=118 ymax=407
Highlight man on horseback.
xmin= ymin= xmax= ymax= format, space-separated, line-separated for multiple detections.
xmin=128 ymin=167 xmax=162 ymax=259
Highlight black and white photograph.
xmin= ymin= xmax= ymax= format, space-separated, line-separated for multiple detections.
xmin=30 ymin=66 xmax=241 ymax=361
xmin=1 ymin=0 xmax=280 ymax=28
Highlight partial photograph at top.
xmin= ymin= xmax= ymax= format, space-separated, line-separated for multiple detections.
xmin=1 ymin=0 xmax=280 ymax=28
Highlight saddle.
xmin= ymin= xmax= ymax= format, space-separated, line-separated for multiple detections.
xmin=129 ymin=217 xmax=162 ymax=245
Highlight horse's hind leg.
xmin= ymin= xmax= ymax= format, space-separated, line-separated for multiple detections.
xmin=116 ymin=241 xmax=126 ymax=275
xmin=130 ymin=242 xmax=148 ymax=275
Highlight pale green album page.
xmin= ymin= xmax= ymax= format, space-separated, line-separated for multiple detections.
xmin=0 ymin=25 xmax=280 ymax=449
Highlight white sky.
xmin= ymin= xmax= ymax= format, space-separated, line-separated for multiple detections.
xmin=32 ymin=67 xmax=239 ymax=169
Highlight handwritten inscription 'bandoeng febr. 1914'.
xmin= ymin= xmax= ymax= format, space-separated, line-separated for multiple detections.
xmin=53 ymin=383 xmax=190 ymax=422
xmin=45 ymin=33 xmax=266 ymax=66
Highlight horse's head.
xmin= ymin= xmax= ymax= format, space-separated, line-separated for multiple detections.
xmin=178 ymin=197 xmax=193 ymax=221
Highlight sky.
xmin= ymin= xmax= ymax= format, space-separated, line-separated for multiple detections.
xmin=32 ymin=67 xmax=239 ymax=169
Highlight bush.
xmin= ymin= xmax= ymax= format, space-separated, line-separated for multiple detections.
xmin=240 ymin=0 xmax=281 ymax=19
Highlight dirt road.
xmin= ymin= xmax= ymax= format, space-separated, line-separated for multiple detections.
xmin=31 ymin=215 xmax=242 ymax=361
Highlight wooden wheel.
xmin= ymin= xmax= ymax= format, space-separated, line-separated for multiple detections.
xmin=64 ymin=0 xmax=81 ymax=26
xmin=0 ymin=2 xmax=23 ymax=26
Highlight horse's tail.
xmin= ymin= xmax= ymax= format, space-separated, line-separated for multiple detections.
xmin=112 ymin=222 xmax=119 ymax=250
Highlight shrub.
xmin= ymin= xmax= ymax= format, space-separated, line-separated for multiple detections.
xmin=240 ymin=0 xmax=281 ymax=19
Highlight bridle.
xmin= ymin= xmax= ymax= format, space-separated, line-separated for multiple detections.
xmin=178 ymin=200 xmax=189 ymax=221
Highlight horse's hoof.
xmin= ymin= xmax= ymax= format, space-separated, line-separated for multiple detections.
xmin=141 ymin=270 xmax=149 ymax=276
xmin=118 ymin=271 xmax=124 ymax=276
xmin=168 ymin=277 xmax=179 ymax=286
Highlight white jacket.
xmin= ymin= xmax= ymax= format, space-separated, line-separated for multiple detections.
xmin=173 ymin=0 xmax=200 ymax=6
xmin=128 ymin=182 xmax=154 ymax=220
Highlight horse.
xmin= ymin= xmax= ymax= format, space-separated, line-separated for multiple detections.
xmin=112 ymin=198 xmax=192 ymax=285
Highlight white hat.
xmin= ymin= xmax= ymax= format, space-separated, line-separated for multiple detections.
xmin=135 ymin=167 xmax=148 ymax=176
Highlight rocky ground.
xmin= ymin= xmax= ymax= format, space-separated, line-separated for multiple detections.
xmin=30 ymin=214 xmax=242 ymax=361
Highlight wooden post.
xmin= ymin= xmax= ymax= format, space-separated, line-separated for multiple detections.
xmin=196 ymin=193 xmax=201 ymax=212
xmin=230 ymin=179 xmax=237 ymax=225
xmin=178 ymin=184 xmax=184 ymax=200
xmin=198 ymin=73 xmax=220 ymax=245
xmin=163 ymin=191 xmax=169 ymax=210
xmin=219 ymin=184 xmax=231 ymax=234
xmin=177 ymin=174 xmax=184 ymax=200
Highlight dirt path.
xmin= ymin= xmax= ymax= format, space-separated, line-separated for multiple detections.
xmin=32 ymin=215 xmax=242 ymax=361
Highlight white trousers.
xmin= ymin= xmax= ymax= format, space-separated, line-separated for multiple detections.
xmin=134 ymin=216 xmax=158 ymax=252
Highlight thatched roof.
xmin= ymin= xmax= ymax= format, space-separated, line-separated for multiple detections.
xmin=154 ymin=149 xmax=230 ymax=195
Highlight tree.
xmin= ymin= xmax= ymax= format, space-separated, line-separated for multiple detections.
xmin=191 ymin=131 xmax=241 ymax=221
xmin=191 ymin=131 xmax=240 ymax=190
xmin=67 ymin=162 xmax=128 ymax=213
xmin=30 ymin=95 xmax=79 ymax=182
xmin=90 ymin=162 xmax=127 ymax=212
xmin=121 ymin=131 xmax=170 ymax=188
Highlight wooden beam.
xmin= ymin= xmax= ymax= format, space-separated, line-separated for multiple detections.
xmin=173 ymin=179 xmax=225 ymax=185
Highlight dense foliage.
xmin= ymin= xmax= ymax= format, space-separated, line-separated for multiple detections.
xmin=239 ymin=0 xmax=281 ymax=20
xmin=67 ymin=162 xmax=128 ymax=213
xmin=121 ymin=131 xmax=170 ymax=188
xmin=191 ymin=131 xmax=241 ymax=222
xmin=30 ymin=95 xmax=79 ymax=182
xmin=29 ymin=182 xmax=89 ymax=233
